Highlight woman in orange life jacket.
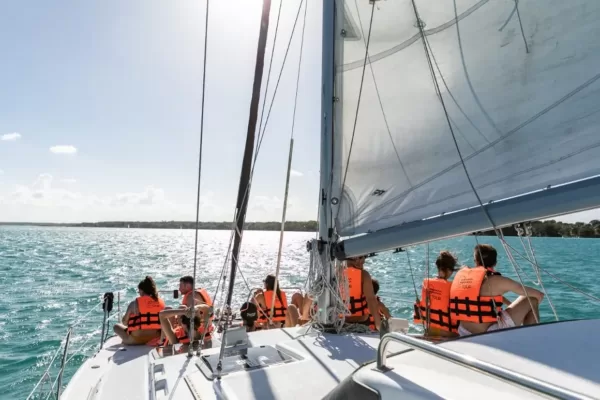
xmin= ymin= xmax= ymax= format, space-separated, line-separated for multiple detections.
xmin=450 ymin=244 xmax=544 ymax=337
xmin=113 ymin=276 xmax=165 ymax=345
xmin=343 ymin=255 xmax=381 ymax=331
xmin=253 ymin=274 xmax=299 ymax=328
xmin=413 ymin=251 xmax=459 ymax=338
xmin=157 ymin=302 xmax=213 ymax=346
xmin=368 ymin=279 xmax=391 ymax=330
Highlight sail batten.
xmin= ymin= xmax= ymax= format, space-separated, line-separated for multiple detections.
xmin=332 ymin=0 xmax=600 ymax=240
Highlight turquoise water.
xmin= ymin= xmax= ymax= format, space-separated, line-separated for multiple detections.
xmin=1 ymin=226 xmax=599 ymax=399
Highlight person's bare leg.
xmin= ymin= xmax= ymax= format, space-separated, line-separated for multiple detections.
xmin=505 ymin=296 xmax=539 ymax=326
xmin=113 ymin=324 xmax=137 ymax=345
xmin=285 ymin=305 xmax=300 ymax=327
xmin=291 ymin=293 xmax=303 ymax=310
xmin=523 ymin=297 xmax=540 ymax=325
xmin=301 ymin=294 xmax=313 ymax=321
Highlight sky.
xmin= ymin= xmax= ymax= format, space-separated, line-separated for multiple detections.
xmin=0 ymin=0 xmax=323 ymax=223
xmin=0 ymin=0 xmax=597 ymax=224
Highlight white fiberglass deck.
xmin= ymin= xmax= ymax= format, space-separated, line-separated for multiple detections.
xmin=61 ymin=320 xmax=600 ymax=400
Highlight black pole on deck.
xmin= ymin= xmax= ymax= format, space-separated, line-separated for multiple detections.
xmin=226 ymin=0 xmax=273 ymax=315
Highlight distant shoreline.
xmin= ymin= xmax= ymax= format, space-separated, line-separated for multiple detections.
xmin=1 ymin=219 xmax=599 ymax=237
xmin=0 ymin=220 xmax=318 ymax=232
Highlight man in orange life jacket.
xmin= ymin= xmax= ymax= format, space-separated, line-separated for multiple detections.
xmin=343 ymin=255 xmax=381 ymax=331
xmin=451 ymin=244 xmax=544 ymax=336
xmin=158 ymin=303 xmax=213 ymax=346
xmin=413 ymin=251 xmax=459 ymax=337
xmin=179 ymin=275 xmax=212 ymax=309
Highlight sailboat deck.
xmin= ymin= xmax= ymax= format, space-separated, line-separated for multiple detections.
xmin=61 ymin=319 xmax=600 ymax=399
xmin=60 ymin=326 xmax=386 ymax=400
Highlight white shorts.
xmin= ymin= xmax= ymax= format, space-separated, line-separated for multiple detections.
xmin=458 ymin=311 xmax=516 ymax=337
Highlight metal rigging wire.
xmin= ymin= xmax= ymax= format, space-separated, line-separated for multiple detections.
xmin=189 ymin=0 xmax=211 ymax=355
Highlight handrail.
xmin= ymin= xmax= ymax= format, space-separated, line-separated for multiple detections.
xmin=377 ymin=332 xmax=593 ymax=400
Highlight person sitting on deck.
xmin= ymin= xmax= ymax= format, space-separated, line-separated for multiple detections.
xmin=413 ymin=251 xmax=459 ymax=338
xmin=450 ymin=244 xmax=544 ymax=336
xmin=179 ymin=275 xmax=213 ymax=309
xmin=253 ymin=274 xmax=298 ymax=328
xmin=368 ymin=279 xmax=391 ymax=330
xmin=342 ymin=255 xmax=381 ymax=331
xmin=372 ymin=279 xmax=392 ymax=319
xmin=158 ymin=303 xmax=213 ymax=345
xmin=240 ymin=301 xmax=259 ymax=332
xmin=291 ymin=291 xmax=314 ymax=325
xmin=113 ymin=276 xmax=165 ymax=345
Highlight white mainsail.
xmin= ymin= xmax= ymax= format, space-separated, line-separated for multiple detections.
xmin=332 ymin=0 xmax=600 ymax=254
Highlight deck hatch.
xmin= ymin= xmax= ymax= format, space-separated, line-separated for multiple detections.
xmin=197 ymin=345 xmax=297 ymax=379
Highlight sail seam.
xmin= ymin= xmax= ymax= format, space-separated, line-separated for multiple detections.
xmin=340 ymin=70 xmax=600 ymax=233
xmin=351 ymin=138 xmax=600 ymax=230
xmin=341 ymin=0 xmax=490 ymax=72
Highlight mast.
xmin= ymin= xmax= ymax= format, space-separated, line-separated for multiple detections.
xmin=226 ymin=0 xmax=273 ymax=308
xmin=314 ymin=0 xmax=336 ymax=325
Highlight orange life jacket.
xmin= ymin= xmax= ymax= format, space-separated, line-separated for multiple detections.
xmin=127 ymin=295 xmax=165 ymax=333
xmin=413 ymin=278 xmax=458 ymax=333
xmin=344 ymin=267 xmax=368 ymax=317
xmin=158 ymin=321 xmax=214 ymax=346
xmin=449 ymin=266 xmax=503 ymax=323
xmin=257 ymin=290 xmax=288 ymax=322
xmin=181 ymin=288 xmax=213 ymax=307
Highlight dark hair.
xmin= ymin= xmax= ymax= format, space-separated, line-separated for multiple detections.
xmin=436 ymin=251 xmax=457 ymax=272
xmin=138 ymin=276 xmax=159 ymax=301
xmin=372 ymin=279 xmax=380 ymax=295
xmin=474 ymin=244 xmax=497 ymax=268
xmin=181 ymin=315 xmax=201 ymax=332
xmin=240 ymin=302 xmax=258 ymax=328
xmin=180 ymin=276 xmax=194 ymax=285
xmin=264 ymin=274 xmax=284 ymax=306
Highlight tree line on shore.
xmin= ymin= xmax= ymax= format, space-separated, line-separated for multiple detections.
xmin=1 ymin=220 xmax=319 ymax=231
xmin=3 ymin=219 xmax=600 ymax=237
xmin=478 ymin=220 xmax=600 ymax=238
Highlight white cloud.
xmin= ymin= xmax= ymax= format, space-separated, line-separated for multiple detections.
xmin=50 ymin=145 xmax=77 ymax=154
xmin=290 ymin=169 xmax=303 ymax=177
xmin=0 ymin=174 xmax=232 ymax=222
xmin=1 ymin=132 xmax=21 ymax=141
xmin=61 ymin=178 xmax=77 ymax=184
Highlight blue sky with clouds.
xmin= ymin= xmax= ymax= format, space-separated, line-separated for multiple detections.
xmin=0 ymin=0 xmax=324 ymax=223
xmin=0 ymin=0 xmax=597 ymax=224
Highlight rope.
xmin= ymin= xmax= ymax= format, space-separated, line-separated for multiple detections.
xmin=494 ymin=238 xmax=600 ymax=304
xmin=515 ymin=224 xmax=559 ymax=321
xmin=214 ymin=0 xmax=305 ymax=318
xmin=336 ymin=0 xmax=376 ymax=222
xmin=255 ymin=0 xmax=284 ymax=147
xmin=513 ymin=0 xmax=530 ymax=53
xmin=412 ymin=0 xmax=539 ymax=323
xmin=352 ymin=0 xmax=412 ymax=186
xmin=269 ymin=0 xmax=308 ymax=324
xmin=188 ymin=0 xmax=211 ymax=355
xmin=406 ymin=250 xmax=419 ymax=300
xmin=253 ymin=0 xmax=306 ymax=161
